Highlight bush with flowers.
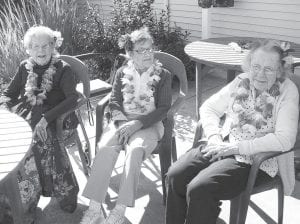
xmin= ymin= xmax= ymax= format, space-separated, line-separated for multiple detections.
xmin=72 ymin=0 xmax=193 ymax=81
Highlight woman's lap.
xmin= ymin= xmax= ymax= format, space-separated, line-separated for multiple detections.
xmin=97 ymin=122 xmax=163 ymax=159
xmin=167 ymin=146 xmax=271 ymax=201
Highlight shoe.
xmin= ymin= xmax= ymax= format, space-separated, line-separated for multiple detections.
xmin=80 ymin=208 xmax=104 ymax=224
xmin=104 ymin=209 xmax=125 ymax=224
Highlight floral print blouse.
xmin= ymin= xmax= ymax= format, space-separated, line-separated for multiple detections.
xmin=227 ymin=78 xmax=281 ymax=177
xmin=121 ymin=60 xmax=162 ymax=116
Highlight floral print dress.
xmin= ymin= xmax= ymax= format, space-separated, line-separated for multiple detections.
xmin=0 ymin=58 xmax=79 ymax=224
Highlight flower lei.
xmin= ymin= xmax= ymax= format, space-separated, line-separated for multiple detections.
xmin=24 ymin=56 xmax=58 ymax=106
xmin=280 ymin=41 xmax=295 ymax=69
xmin=230 ymin=78 xmax=280 ymax=134
xmin=121 ymin=59 xmax=162 ymax=113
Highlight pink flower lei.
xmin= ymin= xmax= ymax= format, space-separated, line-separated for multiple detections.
xmin=24 ymin=56 xmax=58 ymax=106
xmin=231 ymin=78 xmax=281 ymax=130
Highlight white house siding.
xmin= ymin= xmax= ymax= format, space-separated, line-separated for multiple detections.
xmin=88 ymin=0 xmax=113 ymax=22
xmin=88 ymin=0 xmax=300 ymax=44
xmin=211 ymin=0 xmax=300 ymax=44
xmin=162 ymin=0 xmax=202 ymax=41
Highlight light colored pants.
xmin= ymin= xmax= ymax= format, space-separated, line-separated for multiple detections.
xmin=82 ymin=121 xmax=164 ymax=207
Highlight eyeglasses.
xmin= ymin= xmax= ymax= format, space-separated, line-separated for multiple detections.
xmin=251 ymin=64 xmax=277 ymax=76
xmin=31 ymin=43 xmax=51 ymax=51
xmin=134 ymin=48 xmax=154 ymax=54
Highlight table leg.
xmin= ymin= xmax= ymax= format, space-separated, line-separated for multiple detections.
xmin=196 ymin=63 xmax=204 ymax=120
xmin=227 ymin=69 xmax=236 ymax=83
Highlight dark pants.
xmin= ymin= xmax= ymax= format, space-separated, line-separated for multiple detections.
xmin=165 ymin=146 xmax=272 ymax=224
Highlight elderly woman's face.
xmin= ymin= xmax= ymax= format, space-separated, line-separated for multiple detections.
xmin=250 ymin=48 xmax=280 ymax=92
xmin=28 ymin=34 xmax=54 ymax=66
xmin=131 ymin=39 xmax=154 ymax=71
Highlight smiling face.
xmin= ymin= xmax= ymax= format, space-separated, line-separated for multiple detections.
xmin=130 ymin=39 xmax=154 ymax=72
xmin=250 ymin=48 xmax=281 ymax=92
xmin=27 ymin=34 xmax=55 ymax=66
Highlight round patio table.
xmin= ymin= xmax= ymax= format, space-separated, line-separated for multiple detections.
xmin=185 ymin=37 xmax=300 ymax=119
xmin=0 ymin=108 xmax=32 ymax=224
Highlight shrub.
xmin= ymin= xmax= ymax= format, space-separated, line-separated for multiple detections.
xmin=72 ymin=0 xmax=193 ymax=80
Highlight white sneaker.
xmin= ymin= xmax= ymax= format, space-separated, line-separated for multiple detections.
xmin=104 ymin=209 xmax=125 ymax=224
xmin=80 ymin=208 xmax=104 ymax=224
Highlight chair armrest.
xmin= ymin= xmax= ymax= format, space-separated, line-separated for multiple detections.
xmin=244 ymin=150 xmax=292 ymax=197
xmin=167 ymin=95 xmax=185 ymax=121
xmin=74 ymin=52 xmax=104 ymax=60
xmin=56 ymin=97 xmax=87 ymax=140
xmin=192 ymin=120 xmax=204 ymax=148
xmin=95 ymin=93 xmax=111 ymax=146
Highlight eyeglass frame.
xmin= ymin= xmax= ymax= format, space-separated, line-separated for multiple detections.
xmin=133 ymin=48 xmax=155 ymax=55
xmin=250 ymin=64 xmax=279 ymax=76
xmin=30 ymin=43 xmax=53 ymax=51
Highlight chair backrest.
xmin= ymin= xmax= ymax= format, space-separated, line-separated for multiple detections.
xmin=154 ymin=51 xmax=188 ymax=98
xmin=109 ymin=51 xmax=188 ymax=98
xmin=59 ymin=55 xmax=90 ymax=98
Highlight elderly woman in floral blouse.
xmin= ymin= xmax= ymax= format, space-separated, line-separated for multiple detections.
xmin=165 ymin=40 xmax=299 ymax=224
xmin=0 ymin=26 xmax=79 ymax=223
xmin=80 ymin=27 xmax=172 ymax=224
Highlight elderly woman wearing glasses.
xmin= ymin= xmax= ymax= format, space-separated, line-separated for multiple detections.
xmin=165 ymin=40 xmax=299 ymax=224
xmin=0 ymin=26 xmax=79 ymax=222
xmin=80 ymin=27 xmax=172 ymax=224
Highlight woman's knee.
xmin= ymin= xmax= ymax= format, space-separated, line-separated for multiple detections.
xmin=125 ymin=146 xmax=145 ymax=161
xmin=186 ymin=179 xmax=211 ymax=200
xmin=166 ymin=165 xmax=188 ymax=193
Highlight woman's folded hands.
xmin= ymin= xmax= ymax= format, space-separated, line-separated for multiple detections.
xmin=117 ymin=120 xmax=143 ymax=145
xmin=202 ymin=140 xmax=239 ymax=162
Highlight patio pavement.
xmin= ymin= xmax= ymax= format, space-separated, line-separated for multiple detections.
xmin=35 ymin=68 xmax=300 ymax=224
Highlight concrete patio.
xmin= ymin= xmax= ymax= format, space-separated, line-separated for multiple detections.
xmin=34 ymin=69 xmax=300 ymax=224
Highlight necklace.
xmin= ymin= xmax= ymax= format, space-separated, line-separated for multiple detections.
xmin=231 ymin=77 xmax=281 ymax=132
xmin=121 ymin=59 xmax=162 ymax=113
xmin=24 ymin=56 xmax=58 ymax=106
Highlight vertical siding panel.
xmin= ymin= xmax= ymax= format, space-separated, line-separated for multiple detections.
xmin=211 ymin=0 xmax=300 ymax=44
xmin=88 ymin=0 xmax=113 ymax=22
xmin=87 ymin=0 xmax=300 ymax=44
xmin=168 ymin=0 xmax=202 ymax=40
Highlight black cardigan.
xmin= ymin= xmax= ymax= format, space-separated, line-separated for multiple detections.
xmin=0 ymin=58 xmax=78 ymax=127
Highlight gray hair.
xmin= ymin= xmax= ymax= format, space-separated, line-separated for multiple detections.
xmin=23 ymin=25 xmax=62 ymax=51
xmin=118 ymin=27 xmax=153 ymax=52
xmin=242 ymin=39 xmax=289 ymax=79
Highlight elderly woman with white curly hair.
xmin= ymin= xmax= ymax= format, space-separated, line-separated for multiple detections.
xmin=0 ymin=25 xmax=79 ymax=223
xmin=165 ymin=39 xmax=299 ymax=224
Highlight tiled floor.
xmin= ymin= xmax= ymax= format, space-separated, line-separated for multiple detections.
xmin=34 ymin=69 xmax=300 ymax=223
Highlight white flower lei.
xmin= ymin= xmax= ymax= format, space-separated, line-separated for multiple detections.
xmin=121 ymin=59 xmax=162 ymax=113
xmin=24 ymin=56 xmax=58 ymax=106
xmin=230 ymin=78 xmax=280 ymax=134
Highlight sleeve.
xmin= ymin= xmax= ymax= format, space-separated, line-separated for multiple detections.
xmin=135 ymin=69 xmax=172 ymax=128
xmin=108 ymin=68 xmax=128 ymax=123
xmin=199 ymin=75 xmax=241 ymax=138
xmin=0 ymin=65 xmax=23 ymax=106
xmin=43 ymin=65 xmax=78 ymax=123
xmin=238 ymin=80 xmax=299 ymax=155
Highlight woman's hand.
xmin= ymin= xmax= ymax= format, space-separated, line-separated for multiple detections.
xmin=34 ymin=117 xmax=48 ymax=142
xmin=117 ymin=120 xmax=143 ymax=145
xmin=202 ymin=142 xmax=239 ymax=162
